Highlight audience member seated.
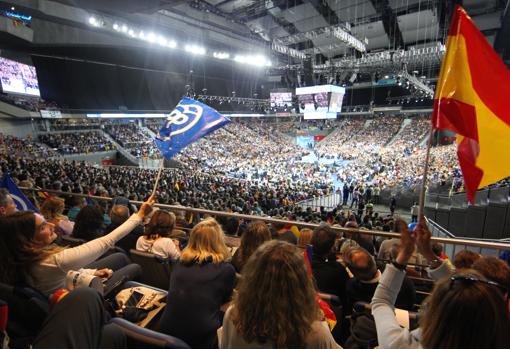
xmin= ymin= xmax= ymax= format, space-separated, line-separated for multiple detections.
xmin=67 ymin=196 xmax=87 ymax=221
xmin=72 ymin=205 xmax=106 ymax=241
xmin=453 ymin=249 xmax=481 ymax=270
xmin=40 ymin=197 xmax=74 ymax=235
xmin=0 ymin=196 xmax=153 ymax=295
xmin=220 ymin=240 xmax=341 ymax=349
xmin=0 ymin=188 xmax=17 ymax=216
xmin=109 ymin=204 xmax=144 ymax=253
xmin=310 ymin=224 xmax=349 ymax=307
xmin=271 ymin=218 xmax=298 ymax=245
xmin=298 ymin=228 xmax=313 ymax=249
xmin=371 ymin=218 xmax=510 ymax=349
xmin=231 ymin=221 xmax=271 ymax=273
xmin=159 ymin=218 xmax=235 ymax=349
xmin=136 ymin=210 xmax=180 ymax=260
xmin=29 ymin=288 xmax=126 ymax=349
xmin=472 ymin=256 xmax=510 ymax=291
xmin=344 ymin=247 xmax=416 ymax=311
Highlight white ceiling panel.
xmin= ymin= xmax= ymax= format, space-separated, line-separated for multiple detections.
xmin=401 ymin=24 xmax=440 ymax=44
xmin=281 ymin=3 xmax=320 ymax=23
xmin=246 ymin=15 xmax=279 ymax=32
xmin=218 ymin=0 xmax=256 ymax=13
xmin=366 ymin=35 xmax=390 ymax=50
xmin=293 ymin=15 xmax=329 ymax=32
xmin=327 ymin=0 xmax=377 ymax=22
xmin=311 ymin=32 xmax=338 ymax=47
xmin=398 ymin=10 xmax=438 ymax=31
xmin=388 ymin=0 xmax=423 ymax=10
xmin=269 ymin=26 xmax=289 ymax=38
xmin=351 ymin=21 xmax=386 ymax=39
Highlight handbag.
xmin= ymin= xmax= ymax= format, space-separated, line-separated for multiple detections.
xmin=115 ymin=286 xmax=166 ymax=328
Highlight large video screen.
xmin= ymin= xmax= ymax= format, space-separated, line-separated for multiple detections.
xmin=0 ymin=57 xmax=40 ymax=96
xmin=296 ymin=85 xmax=345 ymax=119
xmin=270 ymin=92 xmax=292 ymax=107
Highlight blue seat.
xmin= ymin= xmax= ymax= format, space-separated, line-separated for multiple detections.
xmin=110 ymin=318 xmax=191 ymax=349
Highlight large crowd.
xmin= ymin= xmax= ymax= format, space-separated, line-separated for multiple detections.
xmin=0 ymin=175 xmax=509 ymax=349
xmin=39 ymin=132 xmax=114 ymax=155
xmin=104 ymin=123 xmax=161 ymax=159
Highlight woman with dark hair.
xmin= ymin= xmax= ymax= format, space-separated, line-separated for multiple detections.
xmin=0 ymin=196 xmax=154 ymax=295
xmin=72 ymin=205 xmax=105 ymax=241
xmin=220 ymin=240 xmax=341 ymax=349
xmin=371 ymin=218 xmax=510 ymax=349
xmin=136 ymin=210 xmax=180 ymax=259
xmin=231 ymin=221 xmax=271 ymax=273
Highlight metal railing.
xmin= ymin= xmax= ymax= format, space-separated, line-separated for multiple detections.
xmin=19 ymin=187 xmax=510 ymax=256
xmin=296 ymin=193 xmax=342 ymax=211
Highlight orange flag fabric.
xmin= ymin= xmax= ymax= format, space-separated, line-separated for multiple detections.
xmin=432 ymin=6 xmax=510 ymax=203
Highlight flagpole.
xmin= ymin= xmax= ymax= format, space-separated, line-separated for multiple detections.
xmin=151 ymin=159 xmax=165 ymax=198
xmin=418 ymin=122 xmax=435 ymax=217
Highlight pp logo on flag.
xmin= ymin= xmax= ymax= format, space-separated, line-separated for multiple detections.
xmin=10 ymin=193 xmax=29 ymax=210
xmin=158 ymin=103 xmax=203 ymax=141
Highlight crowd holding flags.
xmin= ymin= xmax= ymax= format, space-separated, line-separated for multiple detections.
xmin=431 ymin=6 xmax=510 ymax=203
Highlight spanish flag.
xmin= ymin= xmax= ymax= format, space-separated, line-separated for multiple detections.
xmin=432 ymin=6 xmax=510 ymax=203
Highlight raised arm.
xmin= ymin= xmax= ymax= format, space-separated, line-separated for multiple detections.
xmin=52 ymin=195 xmax=154 ymax=272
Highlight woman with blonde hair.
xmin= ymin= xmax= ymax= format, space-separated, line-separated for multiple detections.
xmin=298 ymin=228 xmax=313 ymax=249
xmin=160 ymin=217 xmax=235 ymax=349
xmin=220 ymin=240 xmax=341 ymax=349
xmin=40 ymin=196 xmax=74 ymax=235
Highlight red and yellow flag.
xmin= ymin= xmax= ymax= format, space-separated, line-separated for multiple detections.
xmin=432 ymin=6 xmax=510 ymax=203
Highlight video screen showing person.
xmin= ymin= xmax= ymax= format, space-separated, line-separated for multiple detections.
xmin=270 ymin=92 xmax=292 ymax=108
xmin=0 ymin=57 xmax=40 ymax=96
xmin=299 ymin=92 xmax=329 ymax=113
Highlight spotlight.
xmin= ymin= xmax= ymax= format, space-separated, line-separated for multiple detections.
xmin=121 ymin=25 xmax=128 ymax=33
xmin=147 ymin=32 xmax=156 ymax=43
xmin=138 ymin=31 xmax=145 ymax=39
xmin=167 ymin=40 xmax=177 ymax=48
xmin=128 ymin=29 xmax=135 ymax=37
xmin=113 ymin=23 xmax=120 ymax=31
xmin=185 ymin=45 xmax=206 ymax=55
xmin=88 ymin=17 xmax=97 ymax=26
xmin=213 ymin=52 xmax=230 ymax=59
xmin=157 ymin=36 xmax=167 ymax=46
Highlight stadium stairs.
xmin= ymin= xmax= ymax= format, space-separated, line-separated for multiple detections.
xmin=386 ymin=118 xmax=412 ymax=146
xmin=100 ymin=131 xmax=139 ymax=165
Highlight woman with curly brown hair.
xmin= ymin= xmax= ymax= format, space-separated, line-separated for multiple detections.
xmin=220 ymin=240 xmax=341 ymax=349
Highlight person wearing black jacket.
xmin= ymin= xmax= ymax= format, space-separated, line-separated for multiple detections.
xmin=310 ymin=224 xmax=349 ymax=307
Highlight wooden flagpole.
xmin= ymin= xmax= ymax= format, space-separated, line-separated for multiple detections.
xmin=418 ymin=122 xmax=435 ymax=217
xmin=151 ymin=159 xmax=165 ymax=198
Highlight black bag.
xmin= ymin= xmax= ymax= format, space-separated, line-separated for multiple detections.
xmin=344 ymin=311 xmax=378 ymax=349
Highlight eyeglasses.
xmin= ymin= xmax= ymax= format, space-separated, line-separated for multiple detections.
xmin=450 ymin=275 xmax=509 ymax=302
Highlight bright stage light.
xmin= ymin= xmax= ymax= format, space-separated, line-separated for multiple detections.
xmin=185 ymin=45 xmax=206 ymax=55
xmin=167 ymin=40 xmax=177 ymax=48
xmin=213 ymin=52 xmax=230 ymax=59
xmin=113 ymin=23 xmax=119 ymax=31
xmin=88 ymin=17 xmax=97 ymax=25
xmin=121 ymin=25 xmax=128 ymax=33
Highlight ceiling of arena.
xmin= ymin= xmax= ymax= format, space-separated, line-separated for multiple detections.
xmin=0 ymin=0 xmax=508 ymax=75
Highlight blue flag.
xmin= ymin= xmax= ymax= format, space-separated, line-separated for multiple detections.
xmin=0 ymin=174 xmax=39 ymax=212
xmin=154 ymin=97 xmax=230 ymax=159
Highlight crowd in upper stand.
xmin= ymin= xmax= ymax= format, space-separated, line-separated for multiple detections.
xmin=38 ymin=131 xmax=114 ymax=155
xmin=104 ymin=123 xmax=161 ymax=159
